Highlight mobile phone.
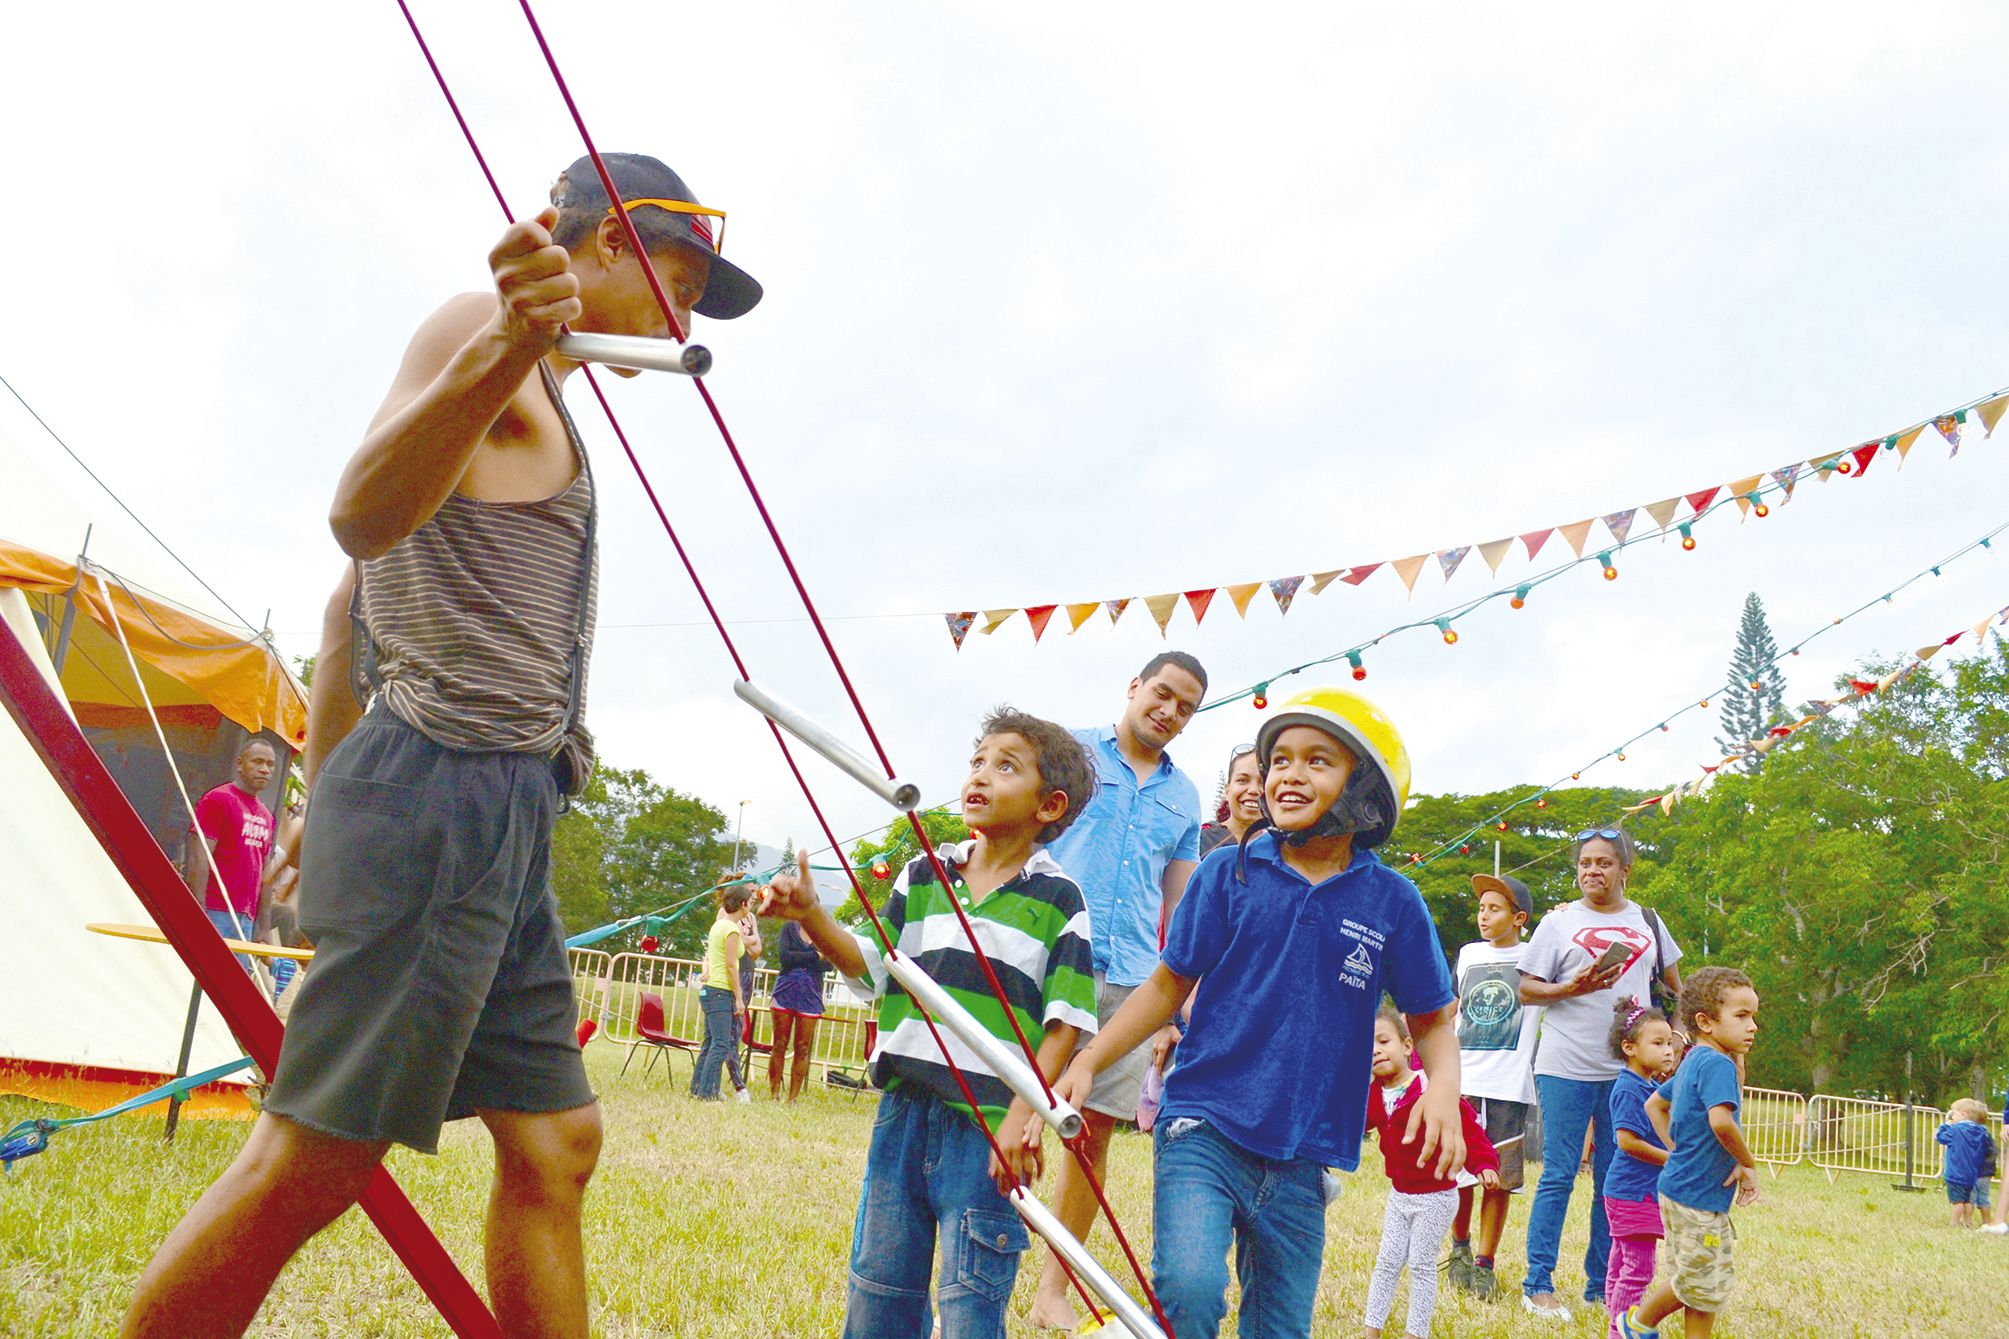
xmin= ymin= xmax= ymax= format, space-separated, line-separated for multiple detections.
xmin=1592 ymin=940 xmax=1631 ymax=974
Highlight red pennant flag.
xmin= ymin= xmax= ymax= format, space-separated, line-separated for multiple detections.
xmin=1849 ymin=442 xmax=1879 ymax=476
xmin=1685 ymin=486 xmax=1721 ymax=515
xmin=1184 ymin=589 xmax=1217 ymax=624
xmin=1025 ymin=605 xmax=1057 ymax=641
xmin=1339 ymin=563 xmax=1382 ymax=587
xmin=1520 ymin=529 xmax=1553 ymax=562
xmin=1848 ymin=678 xmax=1878 ymax=695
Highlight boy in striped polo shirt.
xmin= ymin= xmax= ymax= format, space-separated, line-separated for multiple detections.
xmin=760 ymin=707 xmax=1098 ymax=1339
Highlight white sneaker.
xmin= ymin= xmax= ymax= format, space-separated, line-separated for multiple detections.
xmin=1521 ymin=1293 xmax=1571 ymax=1320
xmin=735 ymin=1088 xmax=751 ymax=1104
xmin=1981 ymin=1222 xmax=2008 ymax=1235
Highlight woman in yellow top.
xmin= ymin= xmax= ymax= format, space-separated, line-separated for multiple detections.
xmin=693 ymin=884 xmax=753 ymax=1101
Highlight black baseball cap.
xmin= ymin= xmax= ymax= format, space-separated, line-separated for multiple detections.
xmin=553 ymin=153 xmax=763 ymax=321
xmin=1472 ymin=873 xmax=1533 ymax=917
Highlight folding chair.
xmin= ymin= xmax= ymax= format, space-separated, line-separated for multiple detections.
xmin=620 ymin=991 xmax=699 ymax=1081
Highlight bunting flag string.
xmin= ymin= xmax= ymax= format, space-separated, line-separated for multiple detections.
xmin=1383 ymin=521 xmax=2008 ymax=870
xmin=947 ymin=382 xmax=2009 ymax=645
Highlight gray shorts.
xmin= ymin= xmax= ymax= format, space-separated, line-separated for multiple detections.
xmin=1084 ymin=973 xmax=1152 ymax=1121
xmin=266 ymin=707 xmax=594 ymax=1153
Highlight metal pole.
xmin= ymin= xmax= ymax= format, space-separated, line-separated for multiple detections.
xmin=882 ymin=952 xmax=1082 ymax=1140
xmin=1493 ymin=840 xmax=1501 ymax=878
xmin=554 ymin=332 xmax=711 ymax=377
xmin=732 ymin=680 xmax=921 ymax=811
xmin=732 ymin=800 xmax=748 ymax=871
xmin=1010 ymin=1188 xmax=1165 ymax=1339
xmin=161 ymin=981 xmax=203 ymax=1142
xmin=1895 ymin=1050 xmax=1925 ymax=1192
xmin=49 ymin=525 xmax=91 ymax=674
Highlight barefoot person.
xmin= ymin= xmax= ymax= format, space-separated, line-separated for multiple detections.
xmin=119 ymin=152 xmax=761 ymax=1339
xmin=1027 ymin=652 xmax=1207 ymax=1331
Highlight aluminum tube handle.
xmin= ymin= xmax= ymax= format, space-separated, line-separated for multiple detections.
xmin=732 ymin=679 xmax=921 ymax=811
xmin=556 ymin=332 xmax=712 ymax=377
xmin=882 ymin=952 xmax=1082 ymax=1141
xmin=1010 ymin=1189 xmax=1165 ymax=1339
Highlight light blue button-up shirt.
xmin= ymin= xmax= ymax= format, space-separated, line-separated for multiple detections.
xmin=1045 ymin=725 xmax=1203 ymax=987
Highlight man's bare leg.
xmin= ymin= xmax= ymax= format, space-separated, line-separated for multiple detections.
xmin=1026 ymin=1109 xmax=1116 ymax=1329
xmin=121 ymin=1114 xmax=388 ymax=1338
xmin=479 ymin=1104 xmax=602 ymax=1339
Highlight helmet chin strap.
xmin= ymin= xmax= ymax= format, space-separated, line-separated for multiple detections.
xmin=1260 ymin=772 xmax=1391 ymax=848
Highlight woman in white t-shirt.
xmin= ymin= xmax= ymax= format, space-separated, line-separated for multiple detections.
xmin=1515 ymin=828 xmax=1682 ymax=1321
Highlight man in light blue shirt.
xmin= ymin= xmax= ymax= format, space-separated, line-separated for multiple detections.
xmin=1028 ymin=651 xmax=1205 ymax=1330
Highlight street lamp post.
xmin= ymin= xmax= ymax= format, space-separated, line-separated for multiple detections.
xmin=731 ymin=800 xmax=750 ymax=872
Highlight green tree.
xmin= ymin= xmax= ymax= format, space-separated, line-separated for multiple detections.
xmin=834 ymin=810 xmax=969 ymax=933
xmin=547 ymin=764 xmax=733 ymax=954
xmin=1716 ymin=592 xmax=1788 ymax=766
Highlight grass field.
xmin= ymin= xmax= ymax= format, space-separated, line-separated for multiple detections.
xmin=3 ymin=1043 xmax=2001 ymax=1336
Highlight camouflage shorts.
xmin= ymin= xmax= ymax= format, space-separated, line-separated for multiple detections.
xmin=1660 ymin=1196 xmax=1736 ymax=1312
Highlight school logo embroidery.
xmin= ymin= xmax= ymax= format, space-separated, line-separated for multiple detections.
xmin=1571 ymin=924 xmax=1652 ymax=976
xmin=1345 ymin=942 xmax=1374 ymax=975
xmin=1338 ymin=918 xmax=1385 ymax=991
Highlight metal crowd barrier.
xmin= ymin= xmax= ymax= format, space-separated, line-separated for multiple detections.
xmin=1740 ymin=1086 xmax=1810 ymax=1176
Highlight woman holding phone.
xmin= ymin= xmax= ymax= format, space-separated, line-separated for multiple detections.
xmin=1514 ymin=827 xmax=1684 ymax=1321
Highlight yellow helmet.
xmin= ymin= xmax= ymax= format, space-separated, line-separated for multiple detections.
xmin=1254 ymin=685 xmax=1412 ymax=847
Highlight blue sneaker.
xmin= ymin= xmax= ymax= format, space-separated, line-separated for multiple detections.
xmin=1619 ymin=1307 xmax=1660 ymax=1339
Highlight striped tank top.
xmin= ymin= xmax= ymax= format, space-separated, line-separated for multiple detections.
xmin=354 ymin=365 xmax=598 ymax=784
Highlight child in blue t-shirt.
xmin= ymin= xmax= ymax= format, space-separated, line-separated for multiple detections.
xmin=1042 ymin=686 xmax=1461 ymax=1339
xmin=1604 ymin=998 xmax=1677 ymax=1339
xmin=1620 ymin=967 xmax=1760 ymax=1339
xmin=1936 ymin=1099 xmax=1995 ymax=1226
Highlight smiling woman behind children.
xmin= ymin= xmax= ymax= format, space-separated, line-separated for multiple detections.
xmin=1038 ymin=685 xmax=1463 ymax=1339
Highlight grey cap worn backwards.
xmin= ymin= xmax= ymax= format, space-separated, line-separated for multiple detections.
xmin=554 ymin=152 xmax=762 ymax=321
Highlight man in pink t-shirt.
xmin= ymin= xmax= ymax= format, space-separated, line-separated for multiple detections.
xmin=186 ymin=738 xmax=278 ymax=973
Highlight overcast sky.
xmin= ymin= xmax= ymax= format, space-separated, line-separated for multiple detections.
xmin=4 ymin=3 xmax=2006 ymax=867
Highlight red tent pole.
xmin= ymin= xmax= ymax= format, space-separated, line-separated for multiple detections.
xmin=0 ymin=629 xmax=500 ymax=1338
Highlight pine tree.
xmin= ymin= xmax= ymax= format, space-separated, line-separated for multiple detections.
xmin=1716 ymin=592 xmax=1788 ymax=767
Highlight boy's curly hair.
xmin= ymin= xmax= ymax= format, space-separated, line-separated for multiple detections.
xmin=1607 ymin=995 xmax=1667 ymax=1060
xmin=1675 ymin=965 xmax=1754 ymax=1037
xmin=976 ymin=708 xmax=1096 ymax=844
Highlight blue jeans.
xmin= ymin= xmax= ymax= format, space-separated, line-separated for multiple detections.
xmin=1524 ymin=1073 xmax=1616 ymax=1301
xmin=690 ymin=987 xmax=739 ymax=1100
xmin=204 ymin=908 xmax=258 ymax=979
xmin=1151 ymin=1117 xmax=1326 ymax=1339
xmin=844 ymin=1085 xmax=1028 ymax=1339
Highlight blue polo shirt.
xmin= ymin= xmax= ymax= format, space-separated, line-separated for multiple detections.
xmin=1045 ymin=725 xmax=1202 ymax=987
xmin=1157 ymin=834 xmax=1454 ymax=1169
xmin=1655 ymin=1046 xmax=1742 ymax=1213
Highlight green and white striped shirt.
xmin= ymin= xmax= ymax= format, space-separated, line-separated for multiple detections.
xmin=847 ymin=841 xmax=1098 ymax=1133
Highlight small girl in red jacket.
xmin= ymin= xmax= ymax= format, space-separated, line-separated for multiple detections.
xmin=1364 ymin=1006 xmax=1500 ymax=1338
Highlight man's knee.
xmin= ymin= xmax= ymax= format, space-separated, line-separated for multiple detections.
xmin=489 ymin=1104 xmax=602 ymax=1203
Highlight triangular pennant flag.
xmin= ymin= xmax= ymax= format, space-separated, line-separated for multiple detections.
xmin=1934 ymin=415 xmax=1962 ymax=454
xmin=1336 ymin=564 xmax=1380 ymax=589
xmin=1849 ymin=442 xmax=1879 ymax=476
xmin=1914 ymin=642 xmax=1943 ymax=662
xmin=1848 ymin=678 xmax=1878 ymax=695
xmin=1104 ymin=598 xmax=1130 ymax=624
xmin=1436 ymin=546 xmax=1470 ymax=582
xmin=1643 ymin=498 xmax=1681 ymax=531
xmin=1893 ymin=426 xmax=1923 ymax=465
xmin=1269 ymin=575 xmax=1304 ymax=615
xmin=1025 ymin=605 xmax=1058 ymax=641
xmin=1144 ymin=593 xmax=1179 ymax=636
xmin=1976 ymin=616 xmax=1998 ymax=641
xmin=1521 ymin=528 xmax=1554 ymax=562
xmin=1685 ymin=486 xmax=1721 ymax=515
xmin=1308 ymin=569 xmax=1346 ymax=595
xmin=980 ymin=609 xmax=1015 ymax=635
xmin=1065 ymin=602 xmax=1099 ymax=634
xmin=1183 ymin=589 xmax=1217 ymax=624
xmin=1977 ymin=394 xmax=2008 ymax=437
xmin=1225 ymin=582 xmax=1262 ymax=618
xmin=1477 ymin=539 xmax=1514 ymax=574
xmin=1602 ymin=509 xmax=1636 ymax=545
xmin=1728 ymin=475 xmax=1765 ymax=517
xmin=1660 ymin=792 xmax=1676 ymax=817
xmin=946 ymin=611 xmax=975 ymax=650
xmin=1557 ymin=520 xmax=1595 ymax=558
xmin=1770 ymin=464 xmax=1801 ymax=500
xmin=1874 ymin=667 xmax=1903 ymax=691
xmin=1809 ymin=452 xmax=1844 ymax=481
xmin=1390 ymin=554 xmax=1429 ymax=596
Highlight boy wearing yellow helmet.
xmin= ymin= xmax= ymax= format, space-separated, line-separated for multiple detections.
xmin=1037 ymin=685 xmax=1464 ymax=1339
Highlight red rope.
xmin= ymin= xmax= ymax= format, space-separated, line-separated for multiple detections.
xmin=394 ymin=2 xmax=1164 ymax=1327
